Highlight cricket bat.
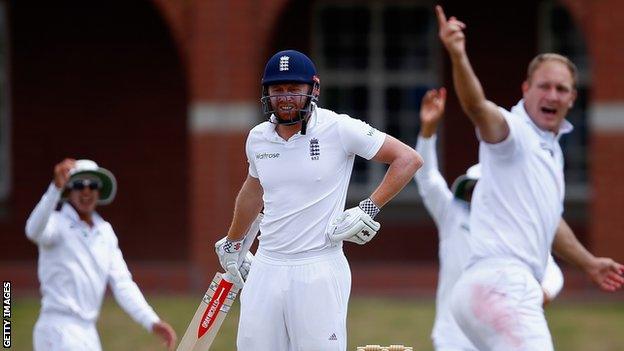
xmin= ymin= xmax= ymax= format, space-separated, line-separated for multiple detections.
xmin=176 ymin=214 xmax=262 ymax=351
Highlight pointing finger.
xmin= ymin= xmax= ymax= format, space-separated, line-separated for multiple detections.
xmin=435 ymin=5 xmax=447 ymax=27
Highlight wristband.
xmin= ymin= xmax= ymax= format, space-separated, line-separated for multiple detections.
xmin=358 ymin=198 xmax=380 ymax=219
xmin=222 ymin=237 xmax=245 ymax=253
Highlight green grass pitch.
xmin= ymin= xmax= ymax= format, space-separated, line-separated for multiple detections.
xmin=8 ymin=295 xmax=624 ymax=350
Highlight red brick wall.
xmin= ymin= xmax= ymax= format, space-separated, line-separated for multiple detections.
xmin=2 ymin=2 xmax=189 ymax=264
xmin=564 ymin=0 xmax=624 ymax=262
xmin=591 ymin=135 xmax=624 ymax=258
xmin=5 ymin=0 xmax=622 ymax=293
xmin=188 ymin=133 xmax=249 ymax=285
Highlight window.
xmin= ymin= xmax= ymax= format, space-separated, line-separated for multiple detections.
xmin=314 ymin=1 xmax=439 ymax=201
xmin=0 ymin=2 xmax=9 ymax=204
xmin=539 ymin=1 xmax=589 ymax=201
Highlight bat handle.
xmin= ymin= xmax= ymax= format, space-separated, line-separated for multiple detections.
xmin=238 ymin=213 xmax=263 ymax=263
xmin=223 ymin=213 xmax=263 ymax=285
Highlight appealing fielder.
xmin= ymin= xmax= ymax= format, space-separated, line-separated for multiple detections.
xmin=26 ymin=159 xmax=177 ymax=351
xmin=436 ymin=6 xmax=624 ymax=350
xmin=214 ymin=50 xmax=422 ymax=350
xmin=415 ymin=88 xmax=564 ymax=351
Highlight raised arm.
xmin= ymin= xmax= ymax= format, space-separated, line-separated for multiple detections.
xmin=415 ymin=88 xmax=454 ymax=224
xmin=435 ymin=5 xmax=508 ymax=143
xmin=552 ymin=218 xmax=624 ymax=292
xmin=25 ymin=158 xmax=75 ymax=245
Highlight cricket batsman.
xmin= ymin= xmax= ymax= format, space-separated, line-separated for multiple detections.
xmin=214 ymin=49 xmax=423 ymax=350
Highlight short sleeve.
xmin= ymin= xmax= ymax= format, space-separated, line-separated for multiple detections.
xmin=245 ymin=133 xmax=259 ymax=178
xmin=479 ymin=107 xmax=525 ymax=160
xmin=337 ymin=115 xmax=386 ymax=160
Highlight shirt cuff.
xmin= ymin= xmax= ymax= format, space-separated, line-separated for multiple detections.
xmin=142 ymin=312 xmax=161 ymax=331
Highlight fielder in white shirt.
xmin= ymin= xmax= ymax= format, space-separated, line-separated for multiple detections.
xmin=214 ymin=50 xmax=423 ymax=351
xmin=436 ymin=6 xmax=624 ymax=351
xmin=415 ymin=88 xmax=564 ymax=351
xmin=26 ymin=159 xmax=177 ymax=351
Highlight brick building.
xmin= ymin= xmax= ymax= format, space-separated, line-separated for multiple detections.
xmin=1 ymin=0 xmax=622 ymax=294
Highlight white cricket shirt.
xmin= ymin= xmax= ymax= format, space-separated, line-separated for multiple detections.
xmin=25 ymin=184 xmax=160 ymax=330
xmin=415 ymin=135 xmax=564 ymax=348
xmin=469 ymin=100 xmax=573 ymax=280
xmin=246 ymin=104 xmax=386 ymax=254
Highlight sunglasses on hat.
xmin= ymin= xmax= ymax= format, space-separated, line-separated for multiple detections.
xmin=68 ymin=179 xmax=102 ymax=191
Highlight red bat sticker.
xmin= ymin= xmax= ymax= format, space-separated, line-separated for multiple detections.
xmin=197 ymin=279 xmax=234 ymax=338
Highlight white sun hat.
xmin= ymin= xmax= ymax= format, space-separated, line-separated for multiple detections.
xmin=62 ymin=159 xmax=117 ymax=205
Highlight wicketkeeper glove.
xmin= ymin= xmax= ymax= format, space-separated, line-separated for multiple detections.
xmin=215 ymin=236 xmax=250 ymax=287
xmin=328 ymin=198 xmax=381 ymax=245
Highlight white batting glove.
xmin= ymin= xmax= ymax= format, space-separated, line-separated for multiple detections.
xmin=328 ymin=199 xmax=381 ymax=245
xmin=215 ymin=236 xmax=246 ymax=287
xmin=240 ymin=252 xmax=254 ymax=281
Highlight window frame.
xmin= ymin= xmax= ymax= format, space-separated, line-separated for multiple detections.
xmin=313 ymin=0 xmax=440 ymax=202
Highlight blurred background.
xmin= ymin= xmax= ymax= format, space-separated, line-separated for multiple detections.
xmin=1 ymin=0 xmax=623 ymax=349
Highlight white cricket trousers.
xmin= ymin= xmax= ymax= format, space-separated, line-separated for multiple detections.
xmin=450 ymin=258 xmax=553 ymax=351
xmin=237 ymin=246 xmax=351 ymax=351
xmin=33 ymin=311 xmax=101 ymax=351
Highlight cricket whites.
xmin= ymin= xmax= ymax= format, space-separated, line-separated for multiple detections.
xmin=176 ymin=214 xmax=262 ymax=351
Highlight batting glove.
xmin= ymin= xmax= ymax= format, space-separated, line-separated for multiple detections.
xmin=240 ymin=252 xmax=254 ymax=281
xmin=328 ymin=199 xmax=381 ymax=245
xmin=215 ymin=236 xmax=246 ymax=287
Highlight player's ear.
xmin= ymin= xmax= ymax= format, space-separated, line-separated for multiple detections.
xmin=569 ymin=88 xmax=577 ymax=108
xmin=521 ymin=80 xmax=530 ymax=99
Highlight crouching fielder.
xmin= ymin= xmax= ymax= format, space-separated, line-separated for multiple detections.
xmin=214 ymin=50 xmax=422 ymax=351
xmin=26 ymin=159 xmax=177 ymax=351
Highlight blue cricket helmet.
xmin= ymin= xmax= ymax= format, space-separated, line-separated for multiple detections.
xmin=262 ymin=50 xmax=318 ymax=86
xmin=260 ymin=50 xmax=320 ymax=134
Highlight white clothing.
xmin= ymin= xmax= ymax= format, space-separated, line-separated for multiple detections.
xmin=240 ymin=105 xmax=384 ymax=350
xmin=34 ymin=312 xmax=101 ymax=351
xmin=415 ymin=135 xmax=564 ymax=350
xmin=238 ymin=247 xmax=350 ymax=351
xmin=469 ymin=100 xmax=572 ymax=281
xmin=450 ymin=259 xmax=553 ymax=351
xmin=415 ymin=135 xmax=477 ymax=350
xmin=542 ymin=254 xmax=564 ymax=301
xmin=246 ymin=104 xmax=386 ymax=254
xmin=26 ymin=184 xmax=160 ymax=349
xmin=451 ymin=100 xmax=572 ymax=350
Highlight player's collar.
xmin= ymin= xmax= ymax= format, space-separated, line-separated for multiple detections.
xmin=61 ymin=203 xmax=104 ymax=227
xmin=263 ymin=104 xmax=320 ymax=143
